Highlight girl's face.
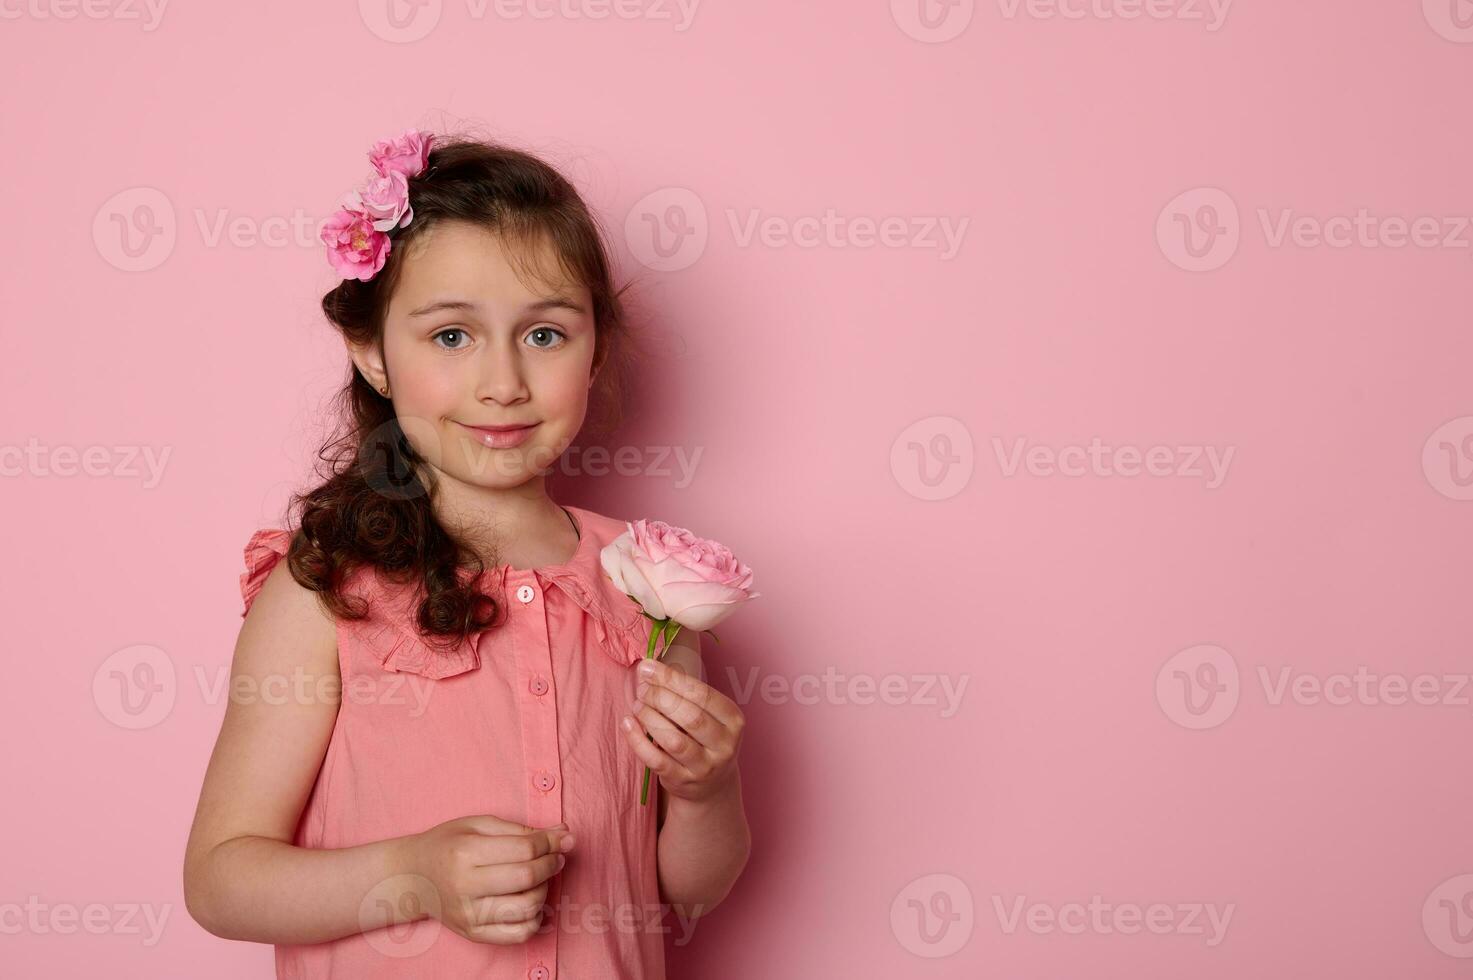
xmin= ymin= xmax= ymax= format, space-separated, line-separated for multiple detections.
xmin=358 ymin=219 xmax=599 ymax=493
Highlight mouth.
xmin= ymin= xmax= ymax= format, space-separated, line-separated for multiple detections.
xmin=457 ymin=421 xmax=540 ymax=449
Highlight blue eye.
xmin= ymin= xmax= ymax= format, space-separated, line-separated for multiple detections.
xmin=433 ymin=328 xmax=469 ymax=350
xmin=527 ymin=326 xmax=567 ymax=349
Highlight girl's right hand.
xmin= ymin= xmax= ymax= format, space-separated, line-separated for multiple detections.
xmin=403 ymin=814 xmax=576 ymax=945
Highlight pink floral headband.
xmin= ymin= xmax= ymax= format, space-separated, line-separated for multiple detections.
xmin=319 ymin=129 xmax=435 ymax=282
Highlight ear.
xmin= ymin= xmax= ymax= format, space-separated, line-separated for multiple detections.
xmin=346 ymin=337 xmax=390 ymax=395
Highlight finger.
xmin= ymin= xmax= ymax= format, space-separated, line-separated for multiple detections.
xmin=637 ymin=706 xmax=706 ymax=768
xmin=467 ymin=828 xmax=572 ymax=867
xmin=620 ymin=711 xmax=689 ymax=779
xmin=461 ymin=881 xmax=550 ymax=928
xmin=458 ymin=814 xmax=541 ymax=836
xmin=638 ymin=658 xmax=742 ymax=728
xmin=633 ymin=682 xmax=721 ymax=749
xmin=470 ymin=852 xmax=567 ymax=898
xmin=463 ymin=917 xmax=545 ymax=945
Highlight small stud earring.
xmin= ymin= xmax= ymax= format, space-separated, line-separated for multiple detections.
xmin=379 ymin=385 xmax=389 ymax=397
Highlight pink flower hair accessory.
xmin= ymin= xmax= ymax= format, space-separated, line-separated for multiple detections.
xmin=320 ymin=129 xmax=435 ymax=282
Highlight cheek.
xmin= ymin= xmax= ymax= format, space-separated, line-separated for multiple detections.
xmin=535 ymin=366 xmax=593 ymax=419
xmin=387 ymin=345 xmax=460 ymax=410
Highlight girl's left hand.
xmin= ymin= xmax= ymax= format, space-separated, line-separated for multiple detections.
xmin=621 ymin=657 xmax=745 ymax=805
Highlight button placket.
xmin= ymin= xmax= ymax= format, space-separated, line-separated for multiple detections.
xmin=509 ymin=569 xmax=561 ymax=976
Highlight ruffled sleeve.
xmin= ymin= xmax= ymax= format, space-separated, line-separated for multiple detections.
xmin=240 ymin=528 xmax=294 ymax=618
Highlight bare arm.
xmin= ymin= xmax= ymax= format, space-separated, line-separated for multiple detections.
xmin=182 ymin=559 xmax=420 ymax=945
xmin=647 ymin=633 xmax=752 ymax=919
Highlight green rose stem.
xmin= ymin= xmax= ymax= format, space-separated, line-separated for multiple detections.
xmin=637 ymin=613 xmax=720 ymax=806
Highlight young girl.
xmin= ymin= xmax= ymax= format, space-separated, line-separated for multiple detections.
xmin=183 ymin=130 xmax=751 ymax=979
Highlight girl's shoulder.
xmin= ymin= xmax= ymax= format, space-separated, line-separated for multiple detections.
xmin=237 ymin=526 xmax=375 ymax=623
xmin=567 ymin=504 xmax=637 ymax=548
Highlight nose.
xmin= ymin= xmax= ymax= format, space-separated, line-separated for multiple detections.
xmin=476 ymin=340 xmax=530 ymax=407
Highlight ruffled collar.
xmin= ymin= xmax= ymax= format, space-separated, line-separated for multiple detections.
xmin=359 ymin=505 xmax=651 ymax=677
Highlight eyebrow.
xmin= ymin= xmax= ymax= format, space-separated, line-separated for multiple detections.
xmin=406 ymin=296 xmax=587 ymax=318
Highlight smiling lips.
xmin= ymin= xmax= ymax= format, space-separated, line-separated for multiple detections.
xmin=459 ymin=421 xmax=540 ymax=449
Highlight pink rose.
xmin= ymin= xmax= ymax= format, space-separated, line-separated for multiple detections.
xmin=368 ymin=129 xmax=433 ymax=179
xmin=600 ymin=519 xmax=759 ymax=633
xmin=319 ymin=207 xmax=390 ymax=282
xmin=343 ymin=170 xmax=413 ymax=232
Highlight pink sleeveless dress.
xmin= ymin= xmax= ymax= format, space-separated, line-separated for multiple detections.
xmin=237 ymin=504 xmax=664 ymax=980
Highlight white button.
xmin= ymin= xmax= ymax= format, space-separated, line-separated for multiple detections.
xmin=516 ymin=584 xmax=535 ymax=603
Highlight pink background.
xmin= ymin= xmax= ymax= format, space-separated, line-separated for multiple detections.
xmin=5 ymin=1 xmax=1473 ymax=976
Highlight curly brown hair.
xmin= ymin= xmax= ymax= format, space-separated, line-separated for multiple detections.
xmin=274 ymin=132 xmax=639 ymax=652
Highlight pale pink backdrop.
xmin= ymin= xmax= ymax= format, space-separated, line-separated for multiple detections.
xmin=4 ymin=1 xmax=1473 ymax=977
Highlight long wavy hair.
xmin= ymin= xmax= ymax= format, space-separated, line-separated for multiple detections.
xmin=276 ymin=134 xmax=637 ymax=650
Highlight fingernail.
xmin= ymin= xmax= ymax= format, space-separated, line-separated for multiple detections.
xmin=556 ymin=854 xmax=567 ymax=870
xmin=635 ymin=681 xmax=649 ymax=698
xmin=630 ymin=698 xmax=642 ymax=715
xmin=638 ymin=660 xmax=656 ymax=676
xmin=560 ymin=834 xmax=577 ymax=852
